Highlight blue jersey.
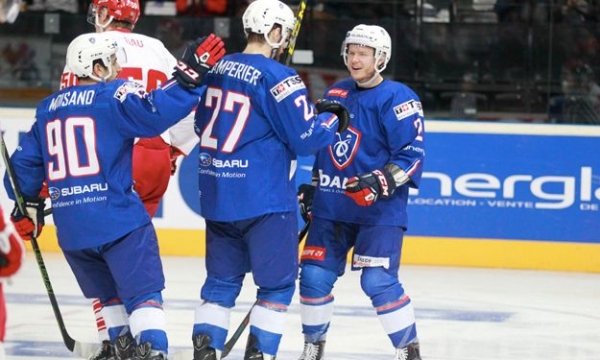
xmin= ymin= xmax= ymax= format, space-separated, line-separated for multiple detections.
xmin=312 ymin=78 xmax=425 ymax=228
xmin=194 ymin=53 xmax=340 ymax=221
xmin=4 ymin=79 xmax=203 ymax=250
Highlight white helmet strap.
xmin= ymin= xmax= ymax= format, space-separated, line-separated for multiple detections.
xmin=89 ymin=64 xmax=113 ymax=82
xmin=264 ymin=28 xmax=285 ymax=50
xmin=356 ymin=72 xmax=381 ymax=87
xmin=95 ymin=12 xmax=114 ymax=31
xmin=374 ymin=52 xmax=387 ymax=73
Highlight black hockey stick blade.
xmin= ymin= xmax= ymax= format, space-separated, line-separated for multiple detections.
xmin=298 ymin=218 xmax=310 ymax=242
xmin=0 ymin=132 xmax=97 ymax=356
xmin=221 ymin=219 xmax=311 ymax=358
xmin=279 ymin=0 xmax=307 ymax=66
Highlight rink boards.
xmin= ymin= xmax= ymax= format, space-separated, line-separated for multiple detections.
xmin=1 ymin=107 xmax=599 ymax=273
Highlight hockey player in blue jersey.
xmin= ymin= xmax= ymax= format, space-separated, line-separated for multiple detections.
xmin=189 ymin=0 xmax=349 ymax=359
xmin=4 ymin=32 xmax=226 ymax=360
xmin=296 ymin=25 xmax=425 ymax=360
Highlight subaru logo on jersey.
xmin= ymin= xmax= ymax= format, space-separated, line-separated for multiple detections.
xmin=394 ymin=100 xmax=423 ymax=121
xmin=49 ymin=187 xmax=60 ymax=200
xmin=329 ymin=127 xmax=361 ymax=170
xmin=199 ymin=152 xmax=212 ymax=167
xmin=67 ymin=183 xmax=107 ymax=194
xmin=270 ymin=75 xmax=305 ymax=102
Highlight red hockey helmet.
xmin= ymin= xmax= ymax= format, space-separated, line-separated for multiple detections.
xmin=88 ymin=0 xmax=141 ymax=28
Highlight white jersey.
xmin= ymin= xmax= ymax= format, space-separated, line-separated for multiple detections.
xmin=60 ymin=29 xmax=198 ymax=155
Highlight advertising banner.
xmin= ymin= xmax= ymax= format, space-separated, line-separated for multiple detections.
xmin=407 ymin=122 xmax=600 ymax=244
xmin=2 ymin=108 xmax=599 ymax=271
xmin=2 ymin=111 xmax=599 ymax=243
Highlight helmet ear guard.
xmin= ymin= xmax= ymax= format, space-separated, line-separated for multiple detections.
xmin=242 ymin=0 xmax=296 ymax=50
xmin=66 ymin=32 xmax=119 ymax=82
xmin=341 ymin=24 xmax=392 ymax=73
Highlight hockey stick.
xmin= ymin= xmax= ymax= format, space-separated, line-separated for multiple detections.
xmin=221 ymin=219 xmax=311 ymax=358
xmin=221 ymin=304 xmax=252 ymax=358
xmin=279 ymin=0 xmax=307 ymax=66
xmin=0 ymin=133 xmax=98 ymax=357
xmin=298 ymin=217 xmax=310 ymax=243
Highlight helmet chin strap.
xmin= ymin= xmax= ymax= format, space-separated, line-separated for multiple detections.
xmin=90 ymin=66 xmax=113 ymax=83
xmin=265 ymin=31 xmax=285 ymax=59
xmin=95 ymin=13 xmax=114 ymax=31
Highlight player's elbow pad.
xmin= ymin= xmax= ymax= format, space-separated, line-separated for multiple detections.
xmin=384 ymin=163 xmax=410 ymax=190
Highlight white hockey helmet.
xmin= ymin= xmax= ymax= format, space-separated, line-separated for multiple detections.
xmin=341 ymin=24 xmax=392 ymax=73
xmin=242 ymin=0 xmax=295 ymax=49
xmin=66 ymin=32 xmax=119 ymax=82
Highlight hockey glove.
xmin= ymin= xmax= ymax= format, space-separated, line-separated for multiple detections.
xmin=173 ymin=34 xmax=226 ymax=88
xmin=39 ymin=181 xmax=50 ymax=198
xmin=10 ymin=197 xmax=46 ymax=240
xmin=0 ymin=207 xmax=25 ymax=276
xmin=170 ymin=146 xmax=185 ymax=175
xmin=315 ymin=99 xmax=349 ymax=133
xmin=344 ymin=169 xmax=396 ymax=207
xmin=297 ymin=184 xmax=316 ymax=223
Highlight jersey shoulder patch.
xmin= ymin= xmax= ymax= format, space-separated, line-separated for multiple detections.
xmin=270 ymin=75 xmax=306 ymax=102
xmin=393 ymin=99 xmax=423 ymax=121
xmin=113 ymin=81 xmax=146 ymax=103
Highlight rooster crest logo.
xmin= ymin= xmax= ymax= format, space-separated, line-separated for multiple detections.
xmin=329 ymin=127 xmax=361 ymax=170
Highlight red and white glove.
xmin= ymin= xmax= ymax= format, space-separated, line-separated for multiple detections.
xmin=39 ymin=181 xmax=50 ymax=198
xmin=344 ymin=169 xmax=396 ymax=207
xmin=0 ymin=206 xmax=25 ymax=277
xmin=10 ymin=197 xmax=46 ymax=240
xmin=173 ymin=34 xmax=226 ymax=88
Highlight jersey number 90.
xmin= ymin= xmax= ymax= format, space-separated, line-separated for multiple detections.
xmin=46 ymin=117 xmax=100 ymax=180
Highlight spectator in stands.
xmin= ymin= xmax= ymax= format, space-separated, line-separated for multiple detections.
xmin=449 ymin=73 xmax=484 ymax=119
xmin=549 ymin=61 xmax=600 ymax=124
xmin=25 ymin=0 xmax=78 ymax=13
xmin=312 ymin=0 xmax=411 ymax=20
xmin=556 ymin=0 xmax=600 ymax=22
xmin=497 ymin=0 xmax=543 ymax=23
xmin=494 ymin=0 xmax=522 ymax=22
xmin=155 ymin=18 xmax=188 ymax=58
xmin=1 ymin=41 xmax=40 ymax=83
xmin=0 ymin=0 xmax=21 ymax=22
xmin=176 ymin=0 xmax=228 ymax=16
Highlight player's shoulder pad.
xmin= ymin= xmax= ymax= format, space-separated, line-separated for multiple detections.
xmin=113 ymin=80 xmax=146 ymax=103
